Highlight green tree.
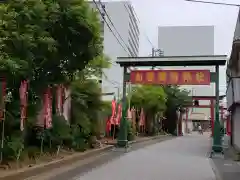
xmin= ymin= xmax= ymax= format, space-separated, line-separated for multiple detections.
xmin=130 ymin=85 xmax=167 ymax=135
xmin=0 ymin=0 xmax=104 ymax=162
xmin=70 ymin=78 xmax=103 ymax=145
xmin=0 ymin=0 xmax=103 ymax=90
xmin=163 ymin=85 xmax=191 ymax=134
xmin=82 ymin=54 xmax=111 ymax=79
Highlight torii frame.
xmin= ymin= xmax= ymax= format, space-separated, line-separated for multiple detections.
xmin=116 ymin=55 xmax=226 ymax=154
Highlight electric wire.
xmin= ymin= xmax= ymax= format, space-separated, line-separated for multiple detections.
xmin=92 ymin=0 xmax=130 ymax=55
xmin=98 ymin=0 xmax=131 ymax=56
xmin=185 ymin=0 xmax=240 ymax=7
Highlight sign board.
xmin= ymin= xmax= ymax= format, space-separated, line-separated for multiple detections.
xmin=130 ymin=70 xmax=210 ymax=85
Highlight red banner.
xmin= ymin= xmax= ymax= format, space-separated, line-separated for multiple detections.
xmin=110 ymin=99 xmax=116 ymax=124
xmin=115 ymin=104 xmax=122 ymax=125
xmin=19 ymin=80 xmax=28 ymax=131
xmin=56 ymin=84 xmax=64 ymax=115
xmin=130 ymin=70 xmax=210 ymax=85
xmin=0 ymin=77 xmax=6 ymax=121
xmin=44 ymin=87 xmax=52 ymax=129
xmin=139 ymin=108 xmax=145 ymax=126
xmin=127 ymin=108 xmax=132 ymax=120
xmin=20 ymin=80 xmax=28 ymax=106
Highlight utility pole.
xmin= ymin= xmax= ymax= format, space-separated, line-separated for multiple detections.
xmin=151 ymin=48 xmax=155 ymax=70
xmin=152 ymin=47 xmax=155 ymax=57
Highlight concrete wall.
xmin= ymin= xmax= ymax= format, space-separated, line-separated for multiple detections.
xmin=158 ymin=26 xmax=214 ymax=56
xmin=182 ymin=121 xmax=193 ymax=135
xmin=226 ymin=9 xmax=240 ymax=150
xmin=158 ymin=25 xmax=215 ymax=118
xmin=232 ymin=107 xmax=240 ymax=150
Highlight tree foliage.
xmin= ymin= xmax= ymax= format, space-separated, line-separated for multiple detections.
xmin=163 ymin=85 xmax=191 ymax=134
xmin=131 ymin=85 xmax=167 ymax=114
xmin=130 ymin=85 xmax=191 ymax=135
xmin=164 ymin=85 xmax=192 ymax=110
xmin=0 ymin=0 xmax=103 ymax=90
xmin=0 ymin=0 xmax=108 ymax=165
xmin=130 ymin=85 xmax=167 ymax=135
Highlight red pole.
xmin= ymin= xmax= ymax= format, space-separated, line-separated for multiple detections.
xmin=178 ymin=112 xmax=183 ymax=136
xmin=210 ymin=99 xmax=214 ymax=136
xmin=186 ymin=108 xmax=189 ymax=134
xmin=226 ymin=114 xmax=231 ymax=136
xmin=220 ymin=105 xmax=224 ymax=121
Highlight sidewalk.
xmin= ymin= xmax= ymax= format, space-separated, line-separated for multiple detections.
xmin=210 ymin=154 xmax=240 ymax=180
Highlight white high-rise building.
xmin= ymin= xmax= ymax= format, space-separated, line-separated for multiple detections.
xmin=90 ymin=1 xmax=140 ymax=101
xmin=158 ymin=26 xmax=215 ymax=118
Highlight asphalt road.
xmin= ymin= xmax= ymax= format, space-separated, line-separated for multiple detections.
xmin=26 ymin=133 xmax=215 ymax=180
xmin=25 ymin=136 xmax=173 ymax=180
xmin=72 ymin=133 xmax=215 ymax=180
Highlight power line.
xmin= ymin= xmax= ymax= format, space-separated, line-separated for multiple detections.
xmin=98 ymin=0 xmax=131 ymax=55
xmin=185 ymin=0 xmax=240 ymax=7
xmin=92 ymin=0 xmax=130 ymax=55
xmin=123 ymin=3 xmax=155 ymax=49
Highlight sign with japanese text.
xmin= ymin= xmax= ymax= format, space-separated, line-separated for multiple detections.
xmin=130 ymin=70 xmax=210 ymax=85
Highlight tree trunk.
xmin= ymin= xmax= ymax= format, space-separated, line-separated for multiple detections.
xmin=163 ymin=107 xmax=177 ymax=134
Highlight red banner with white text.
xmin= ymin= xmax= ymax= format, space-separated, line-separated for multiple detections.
xmin=130 ymin=70 xmax=211 ymax=85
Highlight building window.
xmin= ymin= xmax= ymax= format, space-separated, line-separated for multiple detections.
xmin=128 ymin=40 xmax=137 ymax=57
xmin=127 ymin=4 xmax=139 ymax=35
xmin=128 ymin=29 xmax=139 ymax=54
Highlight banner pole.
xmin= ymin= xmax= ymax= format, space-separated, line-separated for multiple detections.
xmin=0 ymin=78 xmax=6 ymax=163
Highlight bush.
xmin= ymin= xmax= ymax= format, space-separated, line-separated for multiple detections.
xmin=2 ymin=134 xmax=24 ymax=163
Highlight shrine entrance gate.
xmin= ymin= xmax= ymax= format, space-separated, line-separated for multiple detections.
xmin=115 ymin=55 xmax=226 ymax=153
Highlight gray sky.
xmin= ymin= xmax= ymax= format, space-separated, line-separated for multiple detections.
xmin=133 ymin=0 xmax=239 ymax=94
xmin=104 ymin=0 xmax=240 ymax=94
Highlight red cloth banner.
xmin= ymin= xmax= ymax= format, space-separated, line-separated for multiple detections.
xmin=56 ymin=84 xmax=64 ymax=115
xmin=106 ymin=118 xmax=111 ymax=134
xmin=20 ymin=80 xmax=28 ymax=106
xmin=115 ymin=104 xmax=122 ymax=125
xmin=44 ymin=87 xmax=52 ymax=129
xmin=130 ymin=70 xmax=211 ymax=85
xmin=0 ymin=77 xmax=6 ymax=121
xmin=19 ymin=80 xmax=28 ymax=131
xmin=110 ymin=99 xmax=116 ymax=124
xmin=226 ymin=115 xmax=231 ymax=136
xmin=139 ymin=108 xmax=145 ymax=126
xmin=127 ymin=108 xmax=132 ymax=120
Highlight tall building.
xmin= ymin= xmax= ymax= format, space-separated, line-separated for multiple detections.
xmin=158 ymin=25 xmax=215 ymax=118
xmin=90 ymin=1 xmax=140 ymax=100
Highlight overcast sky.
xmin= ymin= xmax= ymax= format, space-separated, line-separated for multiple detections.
xmin=103 ymin=0 xmax=240 ymax=94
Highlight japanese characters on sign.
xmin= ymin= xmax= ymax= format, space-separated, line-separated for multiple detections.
xmin=130 ymin=70 xmax=210 ymax=85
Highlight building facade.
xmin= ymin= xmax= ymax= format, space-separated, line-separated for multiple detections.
xmin=158 ymin=25 xmax=215 ymax=119
xmin=226 ymin=10 xmax=240 ymax=151
xmin=90 ymin=1 xmax=140 ymax=101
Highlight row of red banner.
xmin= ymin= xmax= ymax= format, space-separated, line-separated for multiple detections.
xmin=0 ymin=78 xmax=66 ymax=131
xmin=108 ymin=99 xmax=145 ymax=126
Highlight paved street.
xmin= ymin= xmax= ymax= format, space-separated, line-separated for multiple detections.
xmin=72 ymin=133 xmax=215 ymax=180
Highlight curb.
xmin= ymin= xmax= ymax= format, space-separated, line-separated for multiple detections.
xmin=0 ymin=145 xmax=113 ymax=180
xmin=0 ymin=135 xmax=171 ymax=180
xmin=128 ymin=135 xmax=171 ymax=145
xmin=107 ymin=135 xmax=171 ymax=146
xmin=209 ymin=159 xmax=223 ymax=180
